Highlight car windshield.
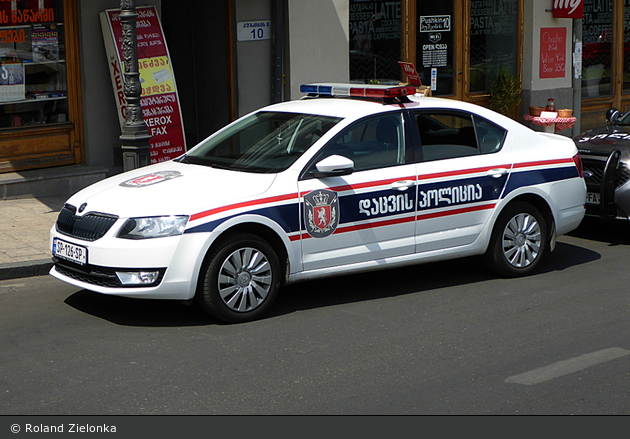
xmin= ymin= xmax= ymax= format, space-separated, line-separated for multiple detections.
xmin=180 ymin=111 xmax=342 ymax=173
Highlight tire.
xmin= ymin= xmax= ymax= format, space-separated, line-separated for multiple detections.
xmin=484 ymin=201 xmax=547 ymax=277
xmin=197 ymin=233 xmax=281 ymax=323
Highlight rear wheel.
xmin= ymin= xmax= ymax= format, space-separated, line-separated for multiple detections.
xmin=197 ymin=233 xmax=281 ymax=323
xmin=485 ymin=202 xmax=547 ymax=277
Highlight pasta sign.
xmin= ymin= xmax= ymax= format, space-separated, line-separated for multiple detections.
xmin=553 ymin=0 xmax=583 ymax=19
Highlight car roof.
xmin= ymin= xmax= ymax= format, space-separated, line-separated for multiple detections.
xmin=261 ymin=94 xmax=520 ymax=129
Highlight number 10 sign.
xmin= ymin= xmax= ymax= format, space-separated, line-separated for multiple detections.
xmin=237 ymin=21 xmax=272 ymax=41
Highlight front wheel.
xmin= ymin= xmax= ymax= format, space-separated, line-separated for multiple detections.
xmin=484 ymin=202 xmax=548 ymax=277
xmin=197 ymin=233 xmax=281 ymax=323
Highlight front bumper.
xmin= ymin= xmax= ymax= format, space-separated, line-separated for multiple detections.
xmin=50 ymin=227 xmax=212 ymax=300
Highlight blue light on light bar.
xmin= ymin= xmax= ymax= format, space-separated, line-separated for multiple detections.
xmin=300 ymin=84 xmax=333 ymax=95
xmin=300 ymin=83 xmax=418 ymax=99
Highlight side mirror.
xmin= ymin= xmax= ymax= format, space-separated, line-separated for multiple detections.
xmin=310 ymin=154 xmax=354 ymax=178
xmin=606 ymin=108 xmax=620 ymax=124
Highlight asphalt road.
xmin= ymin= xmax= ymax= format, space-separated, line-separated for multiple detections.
xmin=1 ymin=216 xmax=630 ymax=415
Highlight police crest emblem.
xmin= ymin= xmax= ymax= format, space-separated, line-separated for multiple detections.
xmin=304 ymin=189 xmax=339 ymax=238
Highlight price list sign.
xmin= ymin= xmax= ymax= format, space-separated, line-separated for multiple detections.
xmin=101 ymin=6 xmax=186 ymax=164
xmin=540 ymin=27 xmax=567 ymax=79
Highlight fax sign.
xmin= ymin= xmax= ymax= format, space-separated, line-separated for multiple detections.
xmin=419 ymin=15 xmax=451 ymax=33
xmin=237 ymin=20 xmax=271 ymax=41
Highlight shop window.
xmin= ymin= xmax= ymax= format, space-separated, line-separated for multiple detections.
xmin=0 ymin=0 xmax=67 ymax=130
xmin=582 ymin=0 xmax=613 ymax=98
xmin=349 ymin=0 xmax=402 ymax=83
xmin=469 ymin=0 xmax=519 ymax=93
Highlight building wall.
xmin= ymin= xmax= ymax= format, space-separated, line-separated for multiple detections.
xmin=521 ymin=1 xmax=575 ymax=132
xmin=234 ymin=0 xmax=273 ymax=117
xmin=285 ymin=0 xmax=349 ymax=100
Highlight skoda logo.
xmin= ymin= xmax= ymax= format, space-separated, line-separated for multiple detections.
xmin=78 ymin=203 xmax=87 ymax=213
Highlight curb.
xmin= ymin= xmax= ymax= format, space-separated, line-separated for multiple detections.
xmin=0 ymin=259 xmax=53 ymax=281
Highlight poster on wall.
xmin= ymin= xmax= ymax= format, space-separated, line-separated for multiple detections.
xmin=100 ymin=5 xmax=186 ymax=164
xmin=31 ymin=23 xmax=59 ymax=62
xmin=540 ymin=27 xmax=567 ymax=79
xmin=0 ymin=60 xmax=25 ymax=102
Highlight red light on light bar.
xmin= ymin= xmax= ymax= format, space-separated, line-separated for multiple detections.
xmin=348 ymin=85 xmax=417 ymax=98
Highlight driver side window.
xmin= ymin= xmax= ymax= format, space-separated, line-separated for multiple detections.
xmin=315 ymin=114 xmax=405 ymax=173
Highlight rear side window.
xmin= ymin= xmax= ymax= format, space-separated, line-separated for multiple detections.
xmin=474 ymin=116 xmax=506 ymax=154
xmin=415 ymin=111 xmax=506 ymax=161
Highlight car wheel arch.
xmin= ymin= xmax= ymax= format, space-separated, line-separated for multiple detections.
xmin=493 ymin=193 xmax=555 ymax=249
xmin=200 ymin=222 xmax=290 ymax=288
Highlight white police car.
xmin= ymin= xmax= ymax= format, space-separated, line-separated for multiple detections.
xmin=50 ymin=83 xmax=586 ymax=323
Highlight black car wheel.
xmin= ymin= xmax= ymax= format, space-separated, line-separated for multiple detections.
xmin=197 ymin=233 xmax=281 ymax=323
xmin=485 ymin=202 xmax=547 ymax=277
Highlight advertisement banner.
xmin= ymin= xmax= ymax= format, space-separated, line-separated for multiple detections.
xmin=100 ymin=6 xmax=186 ymax=164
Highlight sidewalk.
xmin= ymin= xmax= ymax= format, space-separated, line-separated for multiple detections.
xmin=0 ymin=196 xmax=65 ymax=280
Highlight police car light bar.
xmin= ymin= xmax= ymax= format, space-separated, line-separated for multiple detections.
xmin=300 ymin=83 xmax=417 ymax=99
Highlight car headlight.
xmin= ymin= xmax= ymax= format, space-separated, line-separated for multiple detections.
xmin=117 ymin=216 xmax=189 ymax=240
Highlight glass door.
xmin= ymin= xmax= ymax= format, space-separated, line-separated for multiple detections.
xmin=415 ymin=0 xmax=459 ymax=97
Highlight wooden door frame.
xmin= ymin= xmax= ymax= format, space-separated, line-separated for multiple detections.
xmin=581 ymin=0 xmax=630 ymax=129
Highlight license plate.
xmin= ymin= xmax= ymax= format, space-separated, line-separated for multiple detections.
xmin=586 ymin=192 xmax=600 ymax=205
xmin=53 ymin=238 xmax=87 ymax=265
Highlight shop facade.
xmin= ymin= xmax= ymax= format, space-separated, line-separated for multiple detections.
xmin=1 ymin=0 xmax=627 ymax=181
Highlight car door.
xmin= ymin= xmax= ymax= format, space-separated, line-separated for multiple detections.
xmin=411 ymin=109 xmax=512 ymax=253
xmin=297 ymin=113 xmax=418 ymax=271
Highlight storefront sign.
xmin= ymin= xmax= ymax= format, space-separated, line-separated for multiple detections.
xmin=419 ymin=15 xmax=450 ymax=33
xmin=540 ymin=27 xmax=567 ymax=79
xmin=100 ymin=6 xmax=186 ymax=164
xmin=553 ymin=0 xmax=583 ymax=19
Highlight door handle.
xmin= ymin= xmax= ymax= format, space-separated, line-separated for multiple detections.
xmin=487 ymin=168 xmax=508 ymax=178
xmin=391 ymin=180 xmax=416 ymax=191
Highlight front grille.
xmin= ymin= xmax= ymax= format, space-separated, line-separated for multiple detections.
xmin=56 ymin=204 xmax=119 ymax=241
xmin=582 ymin=160 xmax=630 ymax=189
xmin=53 ymin=257 xmax=166 ymax=288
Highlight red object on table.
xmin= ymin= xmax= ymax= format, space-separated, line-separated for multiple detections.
xmin=523 ymin=114 xmax=577 ymax=133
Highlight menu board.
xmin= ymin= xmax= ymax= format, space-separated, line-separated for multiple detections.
xmin=540 ymin=27 xmax=567 ymax=79
xmin=100 ymin=6 xmax=186 ymax=164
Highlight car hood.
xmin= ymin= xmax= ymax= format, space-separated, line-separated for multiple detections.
xmin=574 ymin=124 xmax=630 ymax=157
xmin=65 ymin=161 xmax=277 ymax=218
